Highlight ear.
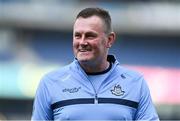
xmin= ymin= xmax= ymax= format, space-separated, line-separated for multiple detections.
xmin=106 ymin=32 xmax=116 ymax=48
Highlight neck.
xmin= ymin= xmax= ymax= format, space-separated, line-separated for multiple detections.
xmin=79 ymin=60 xmax=110 ymax=73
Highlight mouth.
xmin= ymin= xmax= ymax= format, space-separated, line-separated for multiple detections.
xmin=78 ymin=49 xmax=91 ymax=52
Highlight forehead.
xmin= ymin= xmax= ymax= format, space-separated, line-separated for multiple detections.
xmin=73 ymin=16 xmax=105 ymax=33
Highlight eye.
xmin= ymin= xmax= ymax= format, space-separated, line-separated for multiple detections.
xmin=85 ymin=33 xmax=97 ymax=39
xmin=74 ymin=33 xmax=81 ymax=39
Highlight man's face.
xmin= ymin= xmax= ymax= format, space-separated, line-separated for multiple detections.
xmin=73 ymin=16 xmax=109 ymax=64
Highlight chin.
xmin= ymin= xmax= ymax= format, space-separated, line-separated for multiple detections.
xmin=76 ymin=52 xmax=96 ymax=62
xmin=77 ymin=57 xmax=90 ymax=62
xmin=77 ymin=56 xmax=94 ymax=63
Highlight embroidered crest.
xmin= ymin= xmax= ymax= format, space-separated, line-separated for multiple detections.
xmin=111 ymin=85 xmax=125 ymax=96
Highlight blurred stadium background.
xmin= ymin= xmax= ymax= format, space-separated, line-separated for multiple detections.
xmin=0 ymin=0 xmax=180 ymax=120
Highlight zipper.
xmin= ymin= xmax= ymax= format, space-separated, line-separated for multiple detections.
xmin=85 ymin=75 xmax=98 ymax=104
xmin=94 ymin=93 xmax=98 ymax=104
xmin=83 ymin=71 xmax=99 ymax=104
xmin=76 ymin=61 xmax=99 ymax=104
xmin=89 ymin=80 xmax=98 ymax=104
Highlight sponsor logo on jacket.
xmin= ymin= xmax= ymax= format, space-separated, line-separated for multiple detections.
xmin=62 ymin=87 xmax=81 ymax=93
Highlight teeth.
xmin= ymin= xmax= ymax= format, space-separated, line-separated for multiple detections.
xmin=78 ymin=48 xmax=91 ymax=52
xmin=79 ymin=50 xmax=88 ymax=52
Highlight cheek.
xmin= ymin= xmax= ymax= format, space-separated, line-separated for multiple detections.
xmin=73 ymin=41 xmax=78 ymax=53
xmin=73 ymin=40 xmax=78 ymax=48
xmin=91 ymin=43 xmax=105 ymax=55
xmin=98 ymin=40 xmax=107 ymax=50
xmin=91 ymin=39 xmax=104 ymax=49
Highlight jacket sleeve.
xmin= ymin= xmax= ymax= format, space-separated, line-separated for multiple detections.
xmin=31 ymin=76 xmax=53 ymax=121
xmin=135 ymin=77 xmax=159 ymax=121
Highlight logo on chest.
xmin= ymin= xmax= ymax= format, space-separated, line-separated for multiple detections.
xmin=62 ymin=87 xmax=81 ymax=93
xmin=111 ymin=84 xmax=125 ymax=96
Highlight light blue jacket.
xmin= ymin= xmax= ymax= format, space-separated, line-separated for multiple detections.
xmin=31 ymin=55 xmax=159 ymax=121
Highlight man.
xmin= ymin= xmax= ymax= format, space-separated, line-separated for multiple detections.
xmin=31 ymin=7 xmax=159 ymax=120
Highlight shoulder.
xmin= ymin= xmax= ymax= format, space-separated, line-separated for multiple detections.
xmin=47 ymin=65 xmax=70 ymax=78
xmin=115 ymin=65 xmax=144 ymax=82
xmin=40 ymin=64 xmax=72 ymax=85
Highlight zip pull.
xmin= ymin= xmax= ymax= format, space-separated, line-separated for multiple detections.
xmin=94 ymin=94 xmax=98 ymax=104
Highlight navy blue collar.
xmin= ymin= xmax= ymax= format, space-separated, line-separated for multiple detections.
xmin=86 ymin=62 xmax=112 ymax=75
xmin=75 ymin=55 xmax=116 ymax=75
xmin=86 ymin=55 xmax=115 ymax=75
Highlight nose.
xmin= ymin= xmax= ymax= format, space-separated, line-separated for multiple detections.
xmin=79 ymin=36 xmax=88 ymax=46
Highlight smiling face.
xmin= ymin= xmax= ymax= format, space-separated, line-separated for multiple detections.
xmin=73 ymin=16 xmax=111 ymax=66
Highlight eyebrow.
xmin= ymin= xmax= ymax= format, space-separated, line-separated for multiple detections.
xmin=85 ymin=31 xmax=97 ymax=36
xmin=74 ymin=31 xmax=98 ymax=36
